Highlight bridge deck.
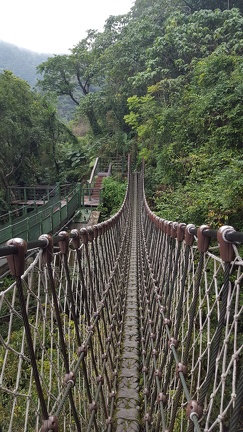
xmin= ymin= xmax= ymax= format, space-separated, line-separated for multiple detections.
xmin=11 ymin=199 xmax=50 ymax=206
xmin=10 ymin=199 xmax=68 ymax=206
xmin=115 ymin=174 xmax=140 ymax=431
xmin=83 ymin=196 xmax=100 ymax=207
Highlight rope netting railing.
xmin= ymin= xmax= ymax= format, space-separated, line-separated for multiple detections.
xmin=138 ymin=167 xmax=243 ymax=431
xmin=1 ymin=159 xmax=243 ymax=432
xmin=0 ymin=161 xmax=133 ymax=431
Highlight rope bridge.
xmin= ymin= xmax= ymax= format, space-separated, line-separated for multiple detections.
xmin=0 ymin=161 xmax=242 ymax=431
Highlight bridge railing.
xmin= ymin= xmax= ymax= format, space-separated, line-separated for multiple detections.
xmin=0 ymin=184 xmax=82 ymax=244
xmin=0 ymin=185 xmax=59 ymax=226
xmin=139 ymin=166 xmax=243 ymax=431
xmin=1 ymin=158 xmax=126 ymax=239
xmin=0 ymin=156 xmax=132 ymax=431
xmin=7 ymin=184 xmax=57 ymax=204
xmin=0 ymin=157 xmax=242 ymax=431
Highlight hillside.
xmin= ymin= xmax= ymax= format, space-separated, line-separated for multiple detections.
xmin=0 ymin=40 xmax=49 ymax=87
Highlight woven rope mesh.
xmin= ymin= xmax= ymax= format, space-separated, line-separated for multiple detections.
xmin=0 ymin=170 xmax=242 ymax=431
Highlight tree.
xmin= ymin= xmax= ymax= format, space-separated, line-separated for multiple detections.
xmin=37 ymin=3 xmax=173 ymax=136
xmin=37 ymin=31 xmax=103 ymax=135
xmin=129 ymin=8 xmax=243 ymax=91
xmin=180 ymin=0 xmax=243 ymax=14
xmin=123 ymin=7 xmax=243 ymax=228
xmin=0 ymin=71 xmax=38 ymax=188
xmin=0 ymin=70 xmax=78 ymax=205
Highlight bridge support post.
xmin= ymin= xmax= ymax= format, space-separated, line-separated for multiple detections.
xmin=23 ymin=188 xmax=27 ymax=215
xmin=6 ymin=238 xmax=50 ymax=424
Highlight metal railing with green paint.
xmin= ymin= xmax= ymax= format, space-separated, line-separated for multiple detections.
xmin=0 ymin=157 xmax=126 ymax=244
xmin=0 ymin=183 xmax=82 ymax=243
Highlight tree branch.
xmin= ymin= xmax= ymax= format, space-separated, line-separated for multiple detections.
xmin=76 ymin=71 xmax=88 ymax=96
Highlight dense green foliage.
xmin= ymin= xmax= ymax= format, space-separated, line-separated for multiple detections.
xmin=0 ymin=71 xmax=88 ymax=214
xmin=98 ymin=176 xmax=127 ymax=220
xmin=124 ymin=6 xmax=243 ymax=228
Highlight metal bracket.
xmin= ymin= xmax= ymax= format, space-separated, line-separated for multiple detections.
xmin=6 ymin=238 xmax=27 ymax=276
xmin=41 ymin=416 xmax=58 ymax=432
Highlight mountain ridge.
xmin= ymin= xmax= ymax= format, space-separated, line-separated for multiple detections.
xmin=0 ymin=40 xmax=51 ymax=87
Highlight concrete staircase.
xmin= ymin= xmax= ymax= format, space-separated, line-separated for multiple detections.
xmin=83 ymin=172 xmax=108 ymax=207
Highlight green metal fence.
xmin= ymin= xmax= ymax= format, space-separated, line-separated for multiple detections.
xmin=0 ymin=157 xmax=126 ymax=245
xmin=0 ymin=184 xmax=81 ymax=244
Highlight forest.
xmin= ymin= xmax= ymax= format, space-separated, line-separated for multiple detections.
xmin=1 ymin=0 xmax=243 ymax=229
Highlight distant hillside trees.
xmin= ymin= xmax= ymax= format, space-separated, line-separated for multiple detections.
xmin=37 ymin=30 xmax=103 ymax=135
xmin=0 ymin=40 xmax=48 ymax=87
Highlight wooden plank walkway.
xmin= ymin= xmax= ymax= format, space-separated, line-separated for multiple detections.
xmin=10 ymin=199 xmax=49 ymax=206
xmin=83 ymin=197 xmax=100 ymax=207
xmin=10 ymin=199 xmax=67 ymax=207
xmin=115 ymin=173 xmax=140 ymax=431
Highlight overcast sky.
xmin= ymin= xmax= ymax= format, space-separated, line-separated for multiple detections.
xmin=0 ymin=0 xmax=134 ymax=54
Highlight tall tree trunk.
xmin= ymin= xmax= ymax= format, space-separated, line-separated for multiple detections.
xmin=0 ymin=170 xmax=16 ymax=202
xmin=86 ymin=108 xmax=102 ymax=135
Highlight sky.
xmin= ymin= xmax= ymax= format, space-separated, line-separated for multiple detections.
xmin=0 ymin=0 xmax=134 ymax=54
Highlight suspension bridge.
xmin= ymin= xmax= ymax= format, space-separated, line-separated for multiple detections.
xmin=0 ymin=157 xmax=242 ymax=431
